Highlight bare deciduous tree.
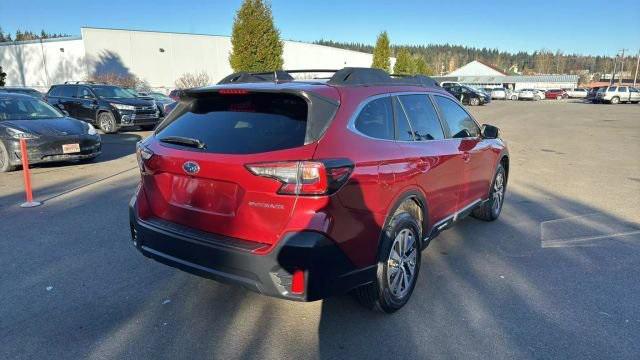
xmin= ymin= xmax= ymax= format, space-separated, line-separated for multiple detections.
xmin=89 ymin=73 xmax=148 ymax=90
xmin=174 ymin=72 xmax=211 ymax=89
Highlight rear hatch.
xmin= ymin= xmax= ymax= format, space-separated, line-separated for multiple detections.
xmin=138 ymin=88 xmax=339 ymax=245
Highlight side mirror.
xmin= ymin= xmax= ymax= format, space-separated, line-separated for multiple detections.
xmin=481 ymin=124 xmax=500 ymax=139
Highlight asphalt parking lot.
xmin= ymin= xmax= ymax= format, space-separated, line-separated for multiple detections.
xmin=1 ymin=101 xmax=639 ymax=359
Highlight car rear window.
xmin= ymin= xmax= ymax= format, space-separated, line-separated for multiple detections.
xmin=156 ymin=92 xmax=309 ymax=154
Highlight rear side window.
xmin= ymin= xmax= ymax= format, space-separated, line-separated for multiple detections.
xmin=354 ymin=97 xmax=394 ymax=140
xmin=619 ymin=87 xmax=627 ymax=92
xmin=397 ymin=95 xmax=444 ymax=141
xmin=157 ymin=93 xmax=309 ymax=154
xmin=60 ymin=86 xmax=77 ymax=98
xmin=434 ymin=96 xmax=480 ymax=138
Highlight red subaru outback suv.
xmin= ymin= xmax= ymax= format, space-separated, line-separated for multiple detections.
xmin=130 ymin=68 xmax=509 ymax=313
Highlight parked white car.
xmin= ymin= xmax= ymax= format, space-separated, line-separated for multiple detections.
xmin=489 ymin=88 xmax=510 ymax=100
xmin=595 ymin=86 xmax=640 ymax=104
xmin=565 ymin=88 xmax=588 ymax=98
xmin=516 ymin=89 xmax=541 ymax=101
xmin=533 ymin=90 xmax=546 ymax=100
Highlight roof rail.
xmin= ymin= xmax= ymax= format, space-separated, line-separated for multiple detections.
xmin=218 ymin=70 xmax=341 ymax=84
xmin=63 ymin=80 xmax=107 ymax=85
xmin=216 ymin=68 xmax=440 ymax=88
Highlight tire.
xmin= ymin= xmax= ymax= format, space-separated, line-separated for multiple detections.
xmin=470 ymin=97 xmax=480 ymax=106
xmin=534 ymin=95 xmax=541 ymax=101
xmin=98 ymin=112 xmax=118 ymax=134
xmin=354 ymin=211 xmax=421 ymax=313
xmin=0 ymin=141 xmax=17 ymax=172
xmin=472 ymin=163 xmax=506 ymax=221
xmin=511 ymin=95 xmax=518 ymax=101
xmin=610 ymin=97 xmax=620 ymax=105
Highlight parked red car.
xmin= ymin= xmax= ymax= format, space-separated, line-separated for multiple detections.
xmin=130 ymin=68 xmax=509 ymax=312
xmin=545 ymin=89 xmax=568 ymax=100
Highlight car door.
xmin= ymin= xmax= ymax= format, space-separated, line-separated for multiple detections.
xmin=57 ymin=85 xmax=80 ymax=118
xmin=393 ymin=94 xmax=462 ymax=224
xmin=76 ymin=86 xmax=98 ymax=122
xmin=433 ymin=95 xmax=494 ymax=206
xmin=618 ymin=87 xmax=629 ymax=101
xmin=348 ymin=95 xmax=405 ymax=215
xmin=629 ymin=87 xmax=640 ymax=101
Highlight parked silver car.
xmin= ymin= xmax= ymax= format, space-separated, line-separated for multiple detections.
xmin=595 ymin=86 xmax=640 ymax=104
xmin=565 ymin=88 xmax=588 ymax=98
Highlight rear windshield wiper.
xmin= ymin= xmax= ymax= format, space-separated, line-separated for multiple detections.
xmin=159 ymin=136 xmax=206 ymax=149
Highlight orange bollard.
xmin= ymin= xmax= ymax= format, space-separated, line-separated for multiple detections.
xmin=19 ymin=138 xmax=42 ymax=208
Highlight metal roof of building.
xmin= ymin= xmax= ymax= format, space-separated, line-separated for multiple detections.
xmin=434 ymin=74 xmax=579 ymax=83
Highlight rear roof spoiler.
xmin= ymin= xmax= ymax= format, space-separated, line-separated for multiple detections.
xmin=217 ymin=68 xmax=440 ymax=88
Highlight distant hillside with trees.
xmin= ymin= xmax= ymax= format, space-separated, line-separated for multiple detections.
xmin=314 ymin=39 xmax=633 ymax=78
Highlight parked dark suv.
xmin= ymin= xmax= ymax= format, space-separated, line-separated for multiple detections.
xmin=46 ymin=82 xmax=160 ymax=133
xmin=130 ymin=68 xmax=508 ymax=313
xmin=442 ymin=84 xmax=491 ymax=106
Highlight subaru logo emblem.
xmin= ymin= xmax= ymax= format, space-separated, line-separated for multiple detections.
xmin=183 ymin=161 xmax=200 ymax=175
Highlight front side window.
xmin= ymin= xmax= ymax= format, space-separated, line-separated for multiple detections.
xmin=608 ymin=86 xmax=617 ymax=92
xmin=392 ymin=97 xmax=415 ymax=141
xmin=78 ymin=87 xmax=95 ymax=98
xmin=397 ymin=95 xmax=444 ymax=141
xmin=0 ymin=97 xmax=64 ymax=120
xmin=630 ymin=88 xmax=639 ymax=93
xmin=354 ymin=97 xmax=394 ymax=140
xmin=434 ymin=96 xmax=480 ymax=138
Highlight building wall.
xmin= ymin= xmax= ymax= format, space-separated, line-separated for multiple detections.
xmin=1 ymin=27 xmax=390 ymax=93
xmin=0 ymin=39 xmax=87 ymax=92
xmin=82 ymin=27 xmax=383 ymax=91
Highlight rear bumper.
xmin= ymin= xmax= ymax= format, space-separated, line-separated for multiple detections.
xmin=129 ymin=195 xmax=374 ymax=301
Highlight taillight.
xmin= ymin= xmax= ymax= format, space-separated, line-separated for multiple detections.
xmin=219 ymin=89 xmax=249 ymax=95
xmin=136 ymin=143 xmax=154 ymax=173
xmin=246 ymin=159 xmax=353 ymax=196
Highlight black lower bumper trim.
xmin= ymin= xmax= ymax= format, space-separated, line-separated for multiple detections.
xmin=130 ymin=197 xmax=375 ymax=301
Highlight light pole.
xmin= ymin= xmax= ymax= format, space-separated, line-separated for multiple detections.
xmin=634 ymin=50 xmax=639 ymax=88
xmin=619 ymin=49 xmax=627 ymax=85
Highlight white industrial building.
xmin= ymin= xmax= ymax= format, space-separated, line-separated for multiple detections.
xmin=0 ymin=27 xmax=389 ymax=93
xmin=437 ymin=60 xmax=579 ymax=90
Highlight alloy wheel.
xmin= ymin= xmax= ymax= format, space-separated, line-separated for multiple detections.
xmin=387 ymin=228 xmax=417 ymax=299
xmin=492 ymin=171 xmax=505 ymax=214
xmin=100 ymin=116 xmax=113 ymax=133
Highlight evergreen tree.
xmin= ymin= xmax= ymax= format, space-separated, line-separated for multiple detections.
xmin=412 ymin=56 xmax=435 ymax=76
xmin=0 ymin=66 xmax=6 ymax=86
xmin=393 ymin=48 xmax=414 ymax=75
xmin=371 ymin=31 xmax=391 ymax=72
xmin=229 ymin=0 xmax=284 ymax=72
